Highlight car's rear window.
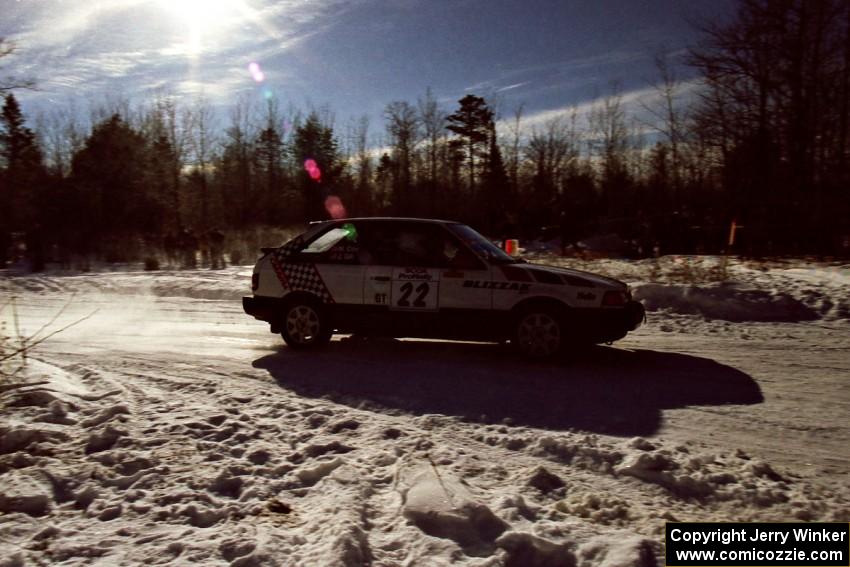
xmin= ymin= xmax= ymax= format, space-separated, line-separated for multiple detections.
xmin=302 ymin=227 xmax=350 ymax=254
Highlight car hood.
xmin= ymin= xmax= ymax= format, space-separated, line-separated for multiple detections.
xmin=521 ymin=263 xmax=627 ymax=289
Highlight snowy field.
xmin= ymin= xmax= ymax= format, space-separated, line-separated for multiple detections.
xmin=1 ymin=255 xmax=849 ymax=566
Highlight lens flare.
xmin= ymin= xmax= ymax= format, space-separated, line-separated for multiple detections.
xmin=325 ymin=196 xmax=347 ymax=219
xmin=304 ymin=159 xmax=322 ymax=181
xmin=248 ymin=62 xmax=265 ymax=82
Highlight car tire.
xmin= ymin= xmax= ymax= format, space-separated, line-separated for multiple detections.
xmin=513 ymin=309 xmax=564 ymax=359
xmin=280 ymin=300 xmax=332 ymax=349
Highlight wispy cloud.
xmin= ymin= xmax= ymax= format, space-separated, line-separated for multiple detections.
xmin=497 ymin=82 xmax=530 ymax=93
xmin=9 ymin=0 xmax=147 ymax=51
xmin=497 ymin=78 xmax=702 ymax=134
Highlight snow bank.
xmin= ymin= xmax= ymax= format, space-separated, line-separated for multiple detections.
xmin=633 ymin=283 xmax=819 ymax=322
xmin=1 ymin=267 xmax=251 ymax=301
xmin=533 ymin=256 xmax=850 ymax=322
xmin=4 ymin=256 xmax=848 ymax=323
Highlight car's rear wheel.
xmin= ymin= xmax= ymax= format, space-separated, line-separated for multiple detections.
xmin=280 ymin=301 xmax=332 ymax=349
xmin=514 ymin=310 xmax=563 ymax=358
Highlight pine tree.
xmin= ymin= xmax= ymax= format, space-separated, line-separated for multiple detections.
xmin=481 ymin=123 xmax=510 ymax=233
xmin=70 ymin=114 xmax=160 ymax=244
xmin=0 ymin=93 xmax=44 ymax=232
xmin=292 ymin=112 xmax=340 ymax=221
xmin=255 ymin=123 xmax=285 ymax=224
xmin=446 ymin=95 xmax=493 ymax=197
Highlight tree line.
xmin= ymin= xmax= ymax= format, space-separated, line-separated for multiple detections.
xmin=1 ymin=0 xmax=849 ymax=270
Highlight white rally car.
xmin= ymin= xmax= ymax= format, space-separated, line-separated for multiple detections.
xmin=243 ymin=218 xmax=644 ymax=357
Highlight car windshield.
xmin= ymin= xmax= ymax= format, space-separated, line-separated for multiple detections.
xmin=446 ymin=224 xmax=519 ymax=264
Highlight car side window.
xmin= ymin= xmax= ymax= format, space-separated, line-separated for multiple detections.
xmin=355 ymin=224 xmax=394 ymax=265
xmin=438 ymin=233 xmax=486 ymax=270
xmin=394 ymin=228 xmax=433 ymax=266
xmin=355 ymin=223 xmax=445 ymax=267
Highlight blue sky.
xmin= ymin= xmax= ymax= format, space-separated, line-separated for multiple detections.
xmin=1 ymin=0 xmax=736 ymax=134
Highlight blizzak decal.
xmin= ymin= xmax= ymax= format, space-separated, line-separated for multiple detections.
xmin=270 ymin=237 xmax=335 ymax=304
xmin=464 ymin=280 xmax=531 ymax=292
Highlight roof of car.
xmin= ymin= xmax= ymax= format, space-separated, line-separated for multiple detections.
xmin=308 ymin=217 xmax=461 ymax=226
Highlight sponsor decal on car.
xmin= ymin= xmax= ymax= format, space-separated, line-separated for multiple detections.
xmin=396 ymin=267 xmax=434 ymax=281
xmin=463 ymin=280 xmax=531 ymax=292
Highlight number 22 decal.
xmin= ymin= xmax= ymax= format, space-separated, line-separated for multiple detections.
xmin=397 ymin=282 xmax=429 ymax=307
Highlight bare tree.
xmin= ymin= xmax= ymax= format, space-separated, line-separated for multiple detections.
xmin=504 ymin=103 xmax=524 ymax=195
xmin=589 ymin=85 xmax=629 ymax=186
xmin=418 ymin=88 xmax=445 ymax=185
xmin=384 ymin=100 xmax=419 ymax=211
xmin=350 ymin=114 xmax=372 ymax=215
xmin=36 ymin=102 xmax=85 ymax=177
xmin=589 ymin=85 xmax=632 ymax=216
xmin=224 ymin=95 xmax=257 ymax=226
xmin=147 ymin=93 xmax=192 ymax=231
xmin=640 ymin=50 xmax=688 ymax=206
xmin=526 ymin=111 xmax=579 ymax=193
xmin=417 ymin=88 xmax=447 ymax=213
xmin=687 ymin=0 xmax=850 ymax=251
xmin=523 ymin=110 xmax=580 ymax=226
xmin=188 ymin=96 xmax=217 ymax=229
xmin=0 ymin=39 xmax=35 ymax=93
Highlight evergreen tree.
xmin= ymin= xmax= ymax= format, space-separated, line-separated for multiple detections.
xmin=481 ymin=122 xmax=510 ymax=233
xmin=70 ymin=114 xmax=160 ymax=247
xmin=374 ymin=152 xmax=394 ymax=213
xmin=292 ymin=112 xmax=340 ymax=220
xmin=446 ymin=95 xmax=493 ymax=197
xmin=255 ymin=122 xmax=285 ymax=224
xmin=0 ymin=93 xmax=44 ymax=233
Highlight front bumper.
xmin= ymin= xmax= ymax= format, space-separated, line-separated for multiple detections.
xmin=570 ymin=300 xmax=646 ymax=343
xmin=624 ymin=300 xmax=646 ymax=331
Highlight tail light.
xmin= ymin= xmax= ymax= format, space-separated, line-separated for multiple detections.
xmin=602 ymin=290 xmax=627 ymax=306
xmin=251 ymin=273 xmax=259 ymax=291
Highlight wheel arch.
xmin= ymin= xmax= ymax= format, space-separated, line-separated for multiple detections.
xmin=510 ymin=296 xmax=571 ymax=358
xmin=270 ymin=291 xmax=326 ymax=334
xmin=277 ymin=291 xmax=333 ymax=349
xmin=510 ymin=296 xmax=571 ymax=319
xmin=281 ymin=290 xmax=326 ymax=310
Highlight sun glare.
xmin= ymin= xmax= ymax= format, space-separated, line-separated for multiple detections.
xmin=159 ymin=0 xmax=245 ymax=55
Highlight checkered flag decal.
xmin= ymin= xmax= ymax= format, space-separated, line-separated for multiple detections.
xmin=270 ymin=238 xmax=335 ymax=304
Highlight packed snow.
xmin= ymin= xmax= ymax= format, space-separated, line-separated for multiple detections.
xmin=1 ymin=255 xmax=848 ymax=566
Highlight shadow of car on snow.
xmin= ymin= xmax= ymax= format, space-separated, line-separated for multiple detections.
xmin=252 ymin=339 xmax=762 ymax=437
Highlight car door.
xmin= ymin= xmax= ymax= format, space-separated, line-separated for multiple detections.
xmin=361 ymin=221 xmax=440 ymax=313
xmin=434 ymin=227 xmax=492 ymax=312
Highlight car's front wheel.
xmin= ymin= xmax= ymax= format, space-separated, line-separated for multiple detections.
xmin=280 ymin=301 xmax=332 ymax=349
xmin=514 ymin=310 xmax=563 ymax=358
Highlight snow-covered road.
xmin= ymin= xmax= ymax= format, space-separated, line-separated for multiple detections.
xmin=2 ymin=258 xmax=848 ymax=566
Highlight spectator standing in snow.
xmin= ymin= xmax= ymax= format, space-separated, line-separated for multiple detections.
xmin=208 ymin=228 xmax=225 ymax=269
xmin=178 ymin=228 xmax=198 ymax=269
